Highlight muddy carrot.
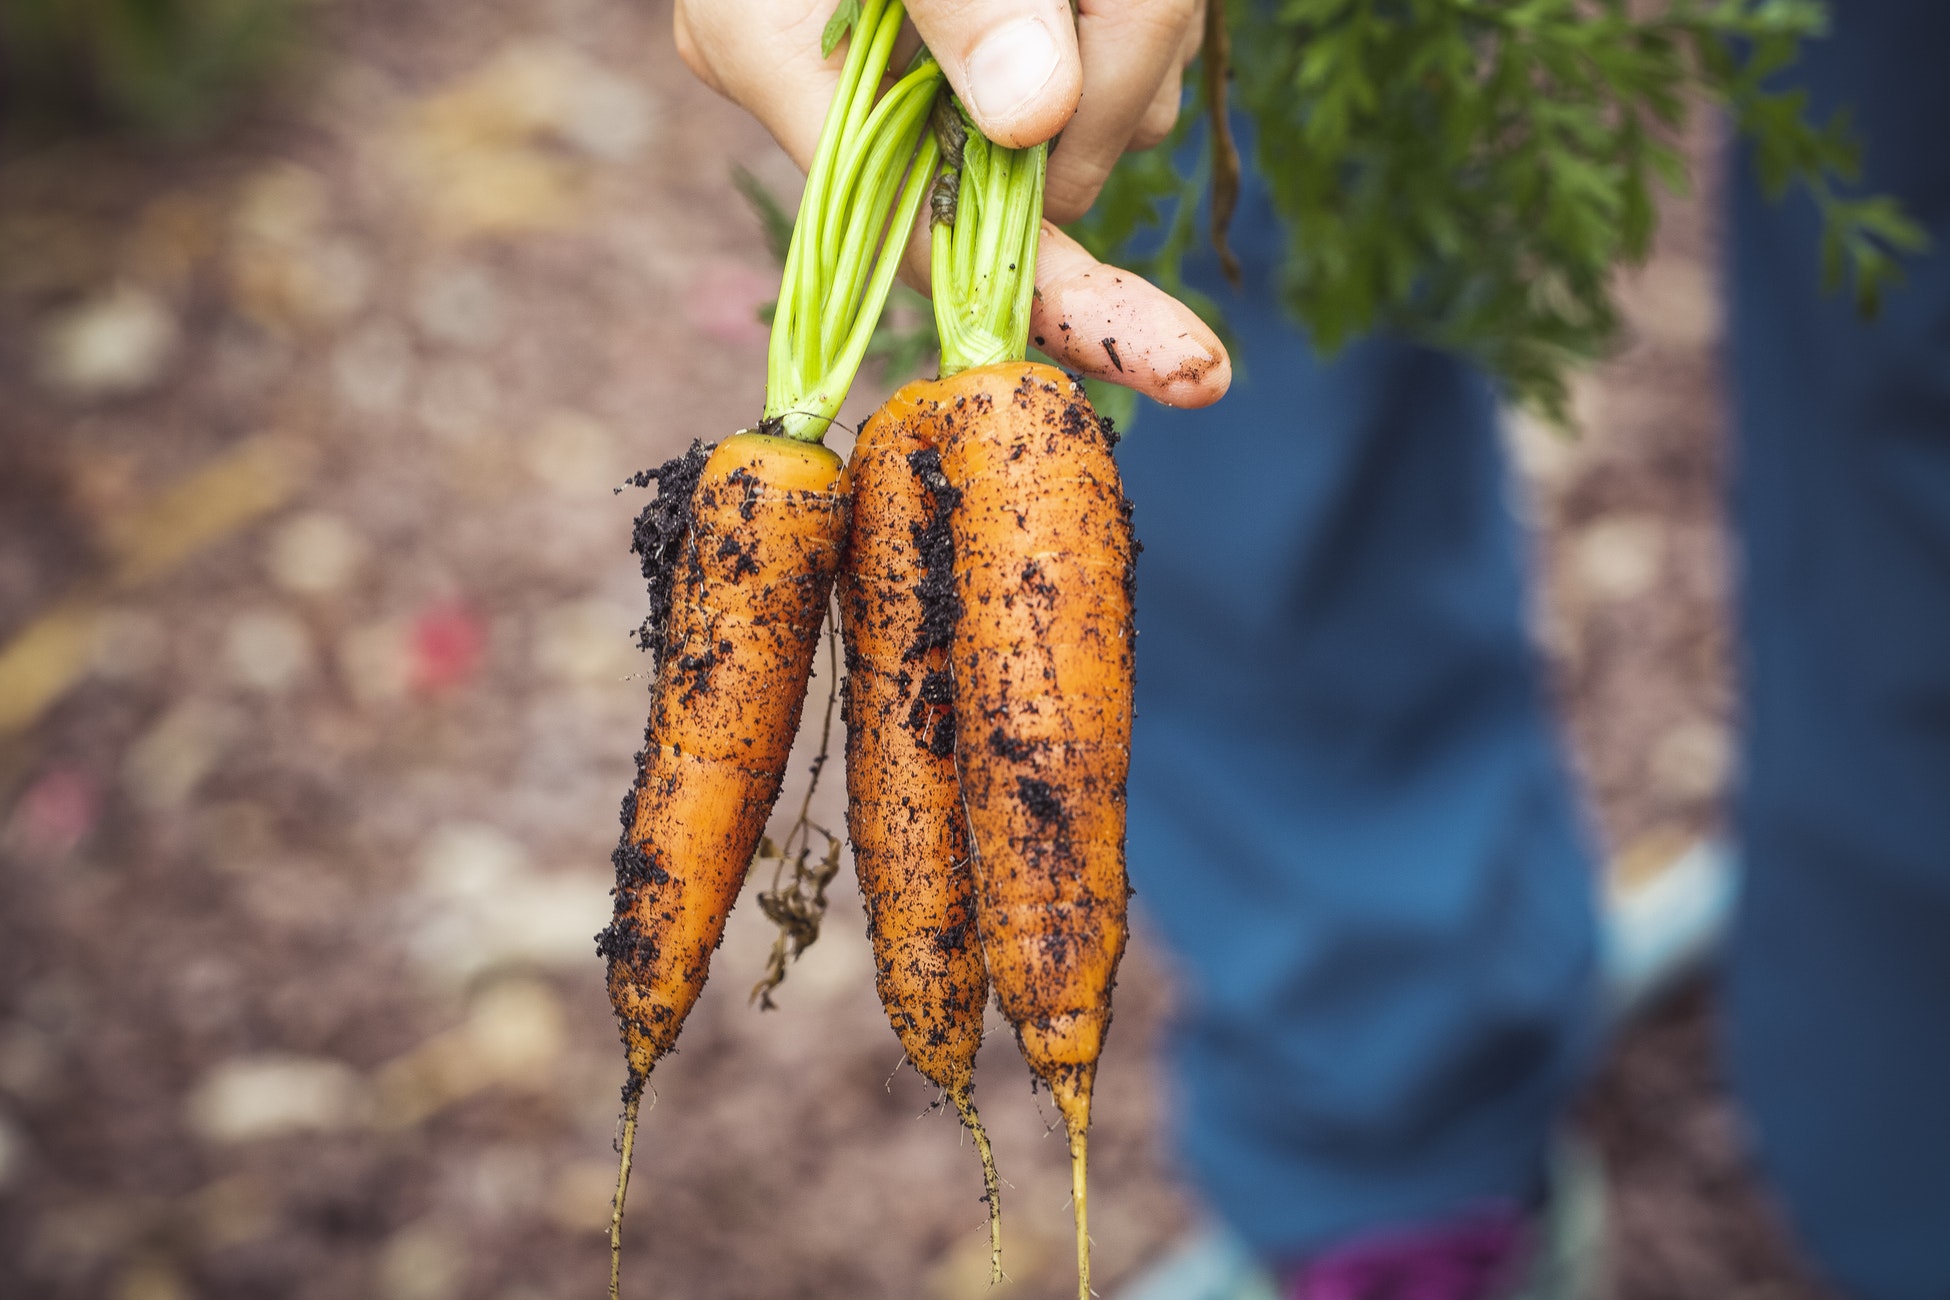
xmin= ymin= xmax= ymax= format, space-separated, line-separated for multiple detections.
xmin=596 ymin=5 xmax=942 ymax=1293
xmin=838 ymin=387 xmax=1003 ymax=1279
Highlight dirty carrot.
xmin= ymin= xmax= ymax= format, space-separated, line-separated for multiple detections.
xmin=927 ymin=99 xmax=1135 ymax=1300
xmin=838 ymin=386 xmax=1002 ymax=1279
xmin=595 ymin=4 xmax=941 ymax=1293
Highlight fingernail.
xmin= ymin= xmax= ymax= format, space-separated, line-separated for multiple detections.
xmin=965 ymin=18 xmax=1063 ymax=132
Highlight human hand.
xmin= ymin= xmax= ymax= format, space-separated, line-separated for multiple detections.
xmin=675 ymin=0 xmax=1229 ymax=408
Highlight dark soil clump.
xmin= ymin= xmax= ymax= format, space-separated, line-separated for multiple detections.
xmin=626 ymin=439 xmax=712 ymax=662
xmin=905 ymin=446 xmax=962 ymax=659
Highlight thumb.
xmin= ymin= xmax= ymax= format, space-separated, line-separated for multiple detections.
xmin=907 ymin=0 xmax=1083 ymax=148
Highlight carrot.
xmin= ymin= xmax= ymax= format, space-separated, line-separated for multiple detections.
xmin=920 ymin=94 xmax=1134 ymax=1300
xmin=596 ymin=5 xmax=944 ymax=1292
xmin=837 ymin=386 xmax=1003 ymax=1279
xmin=602 ymin=433 xmax=846 ymax=1080
xmin=937 ymin=362 xmax=1133 ymax=1300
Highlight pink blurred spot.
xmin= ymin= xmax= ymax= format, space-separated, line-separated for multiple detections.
xmin=10 ymin=766 xmax=100 ymax=856
xmin=686 ymin=260 xmax=777 ymax=348
xmin=409 ymin=603 xmax=487 ymax=695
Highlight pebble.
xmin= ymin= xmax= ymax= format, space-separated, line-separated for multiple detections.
xmin=1650 ymin=718 xmax=1732 ymax=803
xmin=415 ymin=358 xmax=501 ymax=443
xmin=37 ymin=286 xmax=180 ymax=399
xmin=90 ymin=608 xmax=170 ymax=682
xmin=224 ymin=608 xmax=315 ymax=694
xmin=111 ymin=1257 xmax=191 ymax=1300
xmin=378 ymin=1220 xmax=464 ymax=1300
xmin=414 ymin=265 xmax=505 ymax=350
xmin=408 ymin=821 xmax=609 ymax=983
xmin=523 ymin=409 xmax=621 ymax=493
xmin=531 ymin=599 xmax=637 ymax=686
xmin=332 ymin=321 xmax=416 ymax=416
xmin=192 ymin=1173 xmax=277 ymax=1250
xmin=1571 ymin=514 xmax=1665 ymax=604
xmin=465 ymin=979 xmax=566 ymax=1085
xmin=545 ymin=1159 xmax=620 ymax=1235
xmin=0 ymin=1023 xmax=57 ymax=1101
xmin=266 ymin=511 xmax=369 ymax=596
xmin=185 ymin=1054 xmax=371 ymax=1143
xmin=123 ymin=701 xmax=244 ymax=812
xmin=337 ymin=619 xmax=413 ymax=707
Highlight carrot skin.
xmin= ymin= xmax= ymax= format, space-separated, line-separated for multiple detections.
xmin=932 ymin=361 xmax=1135 ymax=1138
xmin=840 ymin=387 xmax=989 ymax=1092
xmin=601 ymin=432 xmax=847 ymax=1082
xmin=841 ymin=387 xmax=1006 ymax=1279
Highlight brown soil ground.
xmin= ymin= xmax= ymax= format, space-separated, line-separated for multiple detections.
xmin=0 ymin=3 xmax=1841 ymax=1298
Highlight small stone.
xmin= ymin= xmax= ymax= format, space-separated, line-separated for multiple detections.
xmin=546 ymin=1160 xmax=622 ymax=1235
xmin=414 ymin=265 xmax=504 ymax=349
xmin=111 ymin=1257 xmax=190 ymax=1300
xmin=185 ymin=1054 xmax=372 ymax=1143
xmin=332 ymin=321 xmax=416 ymax=416
xmin=123 ymin=701 xmax=244 ymax=812
xmin=378 ymin=1220 xmax=465 ymax=1300
xmin=556 ymin=67 xmax=654 ymax=161
xmin=532 ymin=599 xmax=637 ymax=685
xmin=523 ymin=410 xmax=621 ymax=493
xmin=419 ymin=821 xmax=530 ymax=895
xmin=232 ymin=164 xmax=330 ymax=247
xmin=415 ymin=358 xmax=500 ymax=444
xmin=0 ymin=1023 xmax=58 ymax=1101
xmin=338 ymin=619 xmax=413 ymax=707
xmin=1650 ymin=719 xmax=1732 ymax=803
xmin=90 ymin=608 xmax=169 ymax=681
xmin=193 ymin=1174 xmax=277 ymax=1249
xmin=267 ymin=511 xmax=368 ymax=596
xmin=408 ymin=821 xmax=609 ymax=982
xmin=37 ymin=286 xmax=180 ymax=398
xmin=224 ymin=608 xmax=314 ymax=694
xmin=1571 ymin=514 xmax=1665 ymax=604
xmin=465 ymin=980 xmax=565 ymax=1085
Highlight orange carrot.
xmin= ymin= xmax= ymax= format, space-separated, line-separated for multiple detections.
xmin=932 ymin=360 xmax=1135 ymax=1300
xmin=838 ymin=385 xmax=1002 ymax=1278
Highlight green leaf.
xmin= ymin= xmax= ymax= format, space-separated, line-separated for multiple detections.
xmin=1072 ymin=0 xmax=1923 ymax=421
xmin=820 ymin=0 xmax=863 ymax=59
xmin=731 ymin=164 xmax=796 ymax=266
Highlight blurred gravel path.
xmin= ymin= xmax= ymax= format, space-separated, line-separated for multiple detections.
xmin=0 ymin=4 xmax=1835 ymax=1298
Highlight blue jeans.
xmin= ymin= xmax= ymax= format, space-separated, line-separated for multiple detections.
xmin=1119 ymin=3 xmax=1950 ymax=1292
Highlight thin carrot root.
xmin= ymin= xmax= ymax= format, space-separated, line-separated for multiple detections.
xmin=951 ymin=1089 xmax=1003 ymax=1285
xmin=1070 ymin=1124 xmax=1090 ymax=1300
xmin=609 ymin=1082 xmax=643 ymax=1300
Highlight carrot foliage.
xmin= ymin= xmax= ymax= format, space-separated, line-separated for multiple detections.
xmin=1072 ymin=0 xmax=1929 ymax=423
xmin=763 ymin=0 xmax=943 ymax=442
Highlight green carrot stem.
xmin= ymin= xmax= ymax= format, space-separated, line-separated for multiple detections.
xmin=931 ymin=98 xmax=1045 ymax=377
xmin=764 ymin=1 xmax=942 ymax=443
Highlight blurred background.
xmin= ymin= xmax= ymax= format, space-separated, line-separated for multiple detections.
xmin=0 ymin=1 xmax=1837 ymax=1297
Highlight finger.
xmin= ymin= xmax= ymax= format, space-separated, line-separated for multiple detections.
xmin=907 ymin=0 xmax=1083 ymax=149
xmin=675 ymin=0 xmax=839 ymax=170
xmin=1043 ymin=0 xmax=1201 ymax=224
xmin=1028 ymin=223 xmax=1230 ymax=408
xmin=1128 ymin=67 xmax=1183 ymax=152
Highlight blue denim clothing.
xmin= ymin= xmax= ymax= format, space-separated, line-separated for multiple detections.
xmin=1118 ymin=3 xmax=1950 ymax=1290
xmin=1725 ymin=5 xmax=1950 ymax=1297
xmin=1117 ymin=158 xmax=1600 ymax=1261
